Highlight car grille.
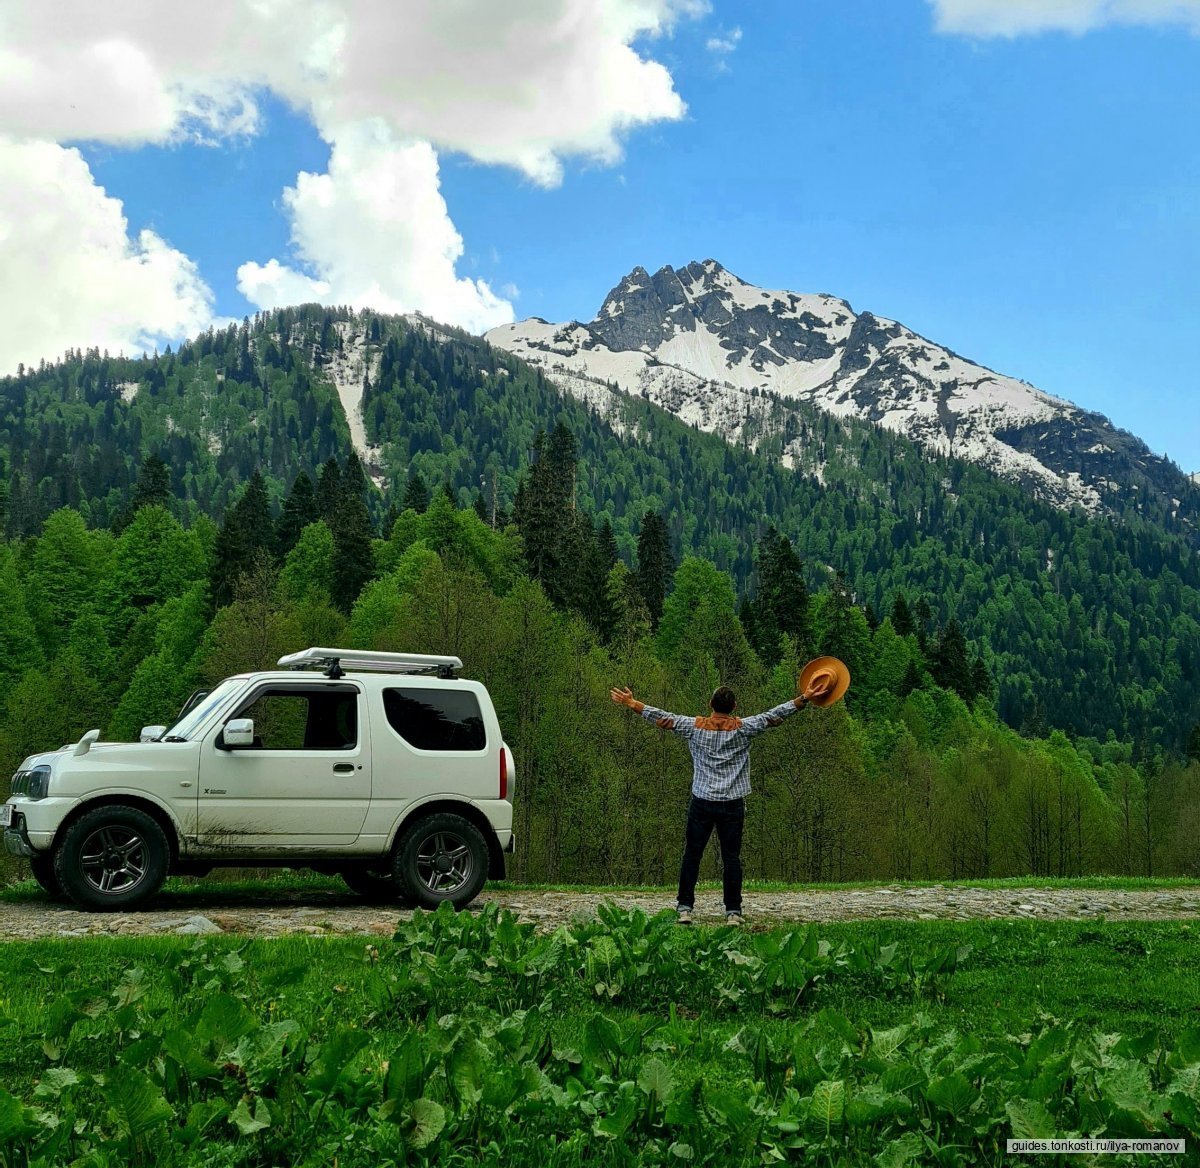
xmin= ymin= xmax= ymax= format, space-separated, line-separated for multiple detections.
xmin=9 ymin=770 xmax=40 ymax=796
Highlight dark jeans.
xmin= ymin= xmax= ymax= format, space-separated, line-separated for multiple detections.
xmin=677 ymin=794 xmax=745 ymax=914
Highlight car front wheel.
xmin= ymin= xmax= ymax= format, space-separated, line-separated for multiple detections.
xmin=29 ymin=853 xmax=66 ymax=900
xmin=53 ymin=806 xmax=169 ymax=911
xmin=392 ymin=813 xmax=488 ymax=910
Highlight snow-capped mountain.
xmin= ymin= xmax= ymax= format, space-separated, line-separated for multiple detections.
xmin=487 ymin=260 xmax=1193 ymax=517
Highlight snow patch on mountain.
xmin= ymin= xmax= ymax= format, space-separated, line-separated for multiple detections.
xmin=324 ymin=322 xmax=385 ymax=485
xmin=488 ymin=260 xmax=1188 ymax=518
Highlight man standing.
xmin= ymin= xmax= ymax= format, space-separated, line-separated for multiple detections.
xmin=610 ymin=668 xmax=840 ymax=925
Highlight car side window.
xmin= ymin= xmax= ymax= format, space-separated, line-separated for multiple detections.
xmin=232 ymin=686 xmax=358 ymax=750
xmin=383 ymin=687 xmax=486 ymax=751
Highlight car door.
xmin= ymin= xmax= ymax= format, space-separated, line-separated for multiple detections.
xmin=195 ymin=680 xmax=372 ymax=851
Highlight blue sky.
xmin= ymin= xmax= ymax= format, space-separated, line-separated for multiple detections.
xmin=10 ymin=0 xmax=1200 ymax=468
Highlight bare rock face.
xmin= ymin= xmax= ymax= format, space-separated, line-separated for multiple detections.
xmin=488 ymin=260 xmax=1199 ymax=528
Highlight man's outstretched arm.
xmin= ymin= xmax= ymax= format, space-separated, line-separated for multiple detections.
xmin=610 ymin=687 xmax=693 ymax=734
xmin=739 ymin=679 xmax=825 ymax=737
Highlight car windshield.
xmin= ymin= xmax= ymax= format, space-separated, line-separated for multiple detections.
xmin=161 ymin=678 xmax=245 ymax=741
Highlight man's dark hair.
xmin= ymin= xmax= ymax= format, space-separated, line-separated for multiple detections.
xmin=710 ymin=686 xmax=736 ymax=714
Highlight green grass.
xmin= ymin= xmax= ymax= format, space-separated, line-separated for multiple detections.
xmin=1 ymin=918 xmax=1197 ymax=1097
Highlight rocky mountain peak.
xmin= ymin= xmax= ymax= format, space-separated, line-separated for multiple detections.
xmin=486 ymin=260 xmax=1196 ymax=527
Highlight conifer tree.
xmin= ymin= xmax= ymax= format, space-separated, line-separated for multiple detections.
xmin=1186 ymin=723 xmax=1200 ymax=765
xmin=513 ymin=426 xmax=580 ymax=607
xmin=596 ymin=517 xmax=619 ymax=572
xmin=211 ymin=472 xmax=274 ymax=607
xmin=402 ymin=471 xmax=431 ymax=514
xmin=275 ymin=472 xmax=318 ymax=558
xmin=931 ymin=617 xmax=973 ymax=700
xmin=890 ymin=593 xmax=915 ymax=637
xmin=634 ymin=510 xmax=672 ymax=630
xmin=970 ymin=654 xmax=992 ymax=703
xmin=130 ymin=454 xmax=171 ymax=514
xmin=749 ymin=526 xmax=812 ymax=664
xmin=330 ymin=488 xmax=375 ymax=613
xmin=315 ymin=457 xmax=342 ymax=521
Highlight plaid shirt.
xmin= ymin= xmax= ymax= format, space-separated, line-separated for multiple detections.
xmin=640 ymin=700 xmax=800 ymax=800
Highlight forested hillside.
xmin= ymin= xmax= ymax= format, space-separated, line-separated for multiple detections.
xmin=1 ymin=305 xmax=1198 ymax=750
xmin=1 ymin=446 xmax=1197 ymax=885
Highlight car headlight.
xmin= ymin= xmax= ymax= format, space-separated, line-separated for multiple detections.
xmin=11 ymin=765 xmax=50 ymax=800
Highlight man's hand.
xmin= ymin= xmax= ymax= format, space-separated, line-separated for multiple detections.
xmin=610 ymin=686 xmax=638 ymax=709
xmin=795 ymin=675 xmax=832 ymax=707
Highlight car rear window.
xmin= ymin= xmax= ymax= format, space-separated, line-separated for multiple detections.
xmin=383 ymin=687 xmax=486 ymax=751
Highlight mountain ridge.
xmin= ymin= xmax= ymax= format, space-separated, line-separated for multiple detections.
xmin=487 ymin=260 xmax=1198 ymax=534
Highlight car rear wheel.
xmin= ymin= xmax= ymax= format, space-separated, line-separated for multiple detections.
xmin=29 ymin=853 xmax=66 ymax=900
xmin=340 ymin=868 xmax=406 ymax=903
xmin=392 ymin=813 xmax=488 ymax=910
xmin=53 ymin=806 xmax=169 ymax=911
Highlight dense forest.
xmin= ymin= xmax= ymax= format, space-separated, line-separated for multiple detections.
xmin=0 ymin=429 xmax=1198 ymax=884
xmin=0 ymin=305 xmax=1198 ymax=755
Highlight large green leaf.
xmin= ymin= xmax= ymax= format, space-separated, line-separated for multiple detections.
xmin=194 ymin=993 xmax=258 ymax=1055
xmin=384 ymin=1031 xmax=426 ymax=1105
xmin=307 ymin=1027 xmax=371 ymax=1095
xmin=1006 ymin=1098 xmax=1056 ymax=1139
xmin=32 ymin=1067 xmax=80 ymax=1100
xmin=807 ymin=1080 xmax=845 ymax=1137
xmin=448 ymin=1036 xmax=488 ymax=1108
xmin=0 ymin=1089 xmax=40 ymax=1144
xmin=870 ymin=1025 xmax=910 ymax=1062
xmin=407 ymin=1098 xmax=445 ymax=1150
xmin=595 ymin=1091 xmax=637 ymax=1138
xmin=231 ymin=1096 xmax=271 ymax=1136
xmin=925 ymin=1071 xmax=978 ymax=1118
xmin=163 ymin=1029 xmax=221 ymax=1080
xmin=102 ymin=1068 xmax=173 ymax=1138
xmin=638 ymin=1057 xmax=675 ymax=1104
xmin=874 ymin=1132 xmax=924 ymax=1167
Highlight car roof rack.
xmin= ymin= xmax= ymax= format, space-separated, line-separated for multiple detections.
xmin=276 ymin=647 xmax=463 ymax=679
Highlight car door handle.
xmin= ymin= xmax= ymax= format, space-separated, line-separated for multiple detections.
xmin=332 ymin=763 xmax=355 ymax=774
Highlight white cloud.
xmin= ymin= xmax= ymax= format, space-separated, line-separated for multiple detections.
xmin=0 ymin=137 xmax=216 ymax=371
xmin=930 ymin=0 xmax=1200 ymax=37
xmin=706 ymin=26 xmax=742 ymax=54
xmin=237 ymin=122 xmax=514 ymax=331
xmin=0 ymin=0 xmax=699 ymax=365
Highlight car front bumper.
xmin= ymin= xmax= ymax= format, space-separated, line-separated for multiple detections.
xmin=3 ymin=812 xmax=37 ymax=858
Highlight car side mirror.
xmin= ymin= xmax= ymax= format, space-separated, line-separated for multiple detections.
xmin=140 ymin=725 xmax=167 ymax=743
xmin=222 ymin=718 xmax=255 ymax=749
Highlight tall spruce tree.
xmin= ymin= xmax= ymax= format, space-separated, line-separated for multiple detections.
xmin=635 ymin=511 xmax=672 ymax=630
xmin=275 ymin=472 xmax=318 ymax=558
xmin=513 ymin=426 xmax=579 ymax=607
xmin=749 ymin=526 xmax=812 ymax=664
xmin=596 ymin=517 xmax=619 ymax=572
xmin=890 ymin=593 xmax=915 ymax=636
xmin=931 ymin=617 xmax=973 ymax=700
xmin=315 ymin=457 xmax=342 ymax=521
xmin=402 ymin=471 xmax=431 ymax=514
xmin=330 ymin=487 xmax=375 ymax=613
xmin=210 ymin=471 xmax=274 ymax=607
xmin=130 ymin=454 xmax=171 ymax=513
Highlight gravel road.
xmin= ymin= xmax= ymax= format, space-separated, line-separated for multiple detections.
xmin=2 ymin=884 xmax=1200 ymax=940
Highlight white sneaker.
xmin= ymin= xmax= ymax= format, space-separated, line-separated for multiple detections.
xmin=676 ymin=908 xmax=693 ymax=925
xmin=726 ymin=912 xmax=745 ymax=927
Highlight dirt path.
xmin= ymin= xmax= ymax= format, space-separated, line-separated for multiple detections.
xmin=3 ymin=884 xmax=1200 ymax=940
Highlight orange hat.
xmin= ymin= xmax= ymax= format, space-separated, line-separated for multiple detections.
xmin=798 ymin=656 xmax=850 ymax=708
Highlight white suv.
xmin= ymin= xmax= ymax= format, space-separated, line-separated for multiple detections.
xmin=1 ymin=648 xmax=515 ymax=912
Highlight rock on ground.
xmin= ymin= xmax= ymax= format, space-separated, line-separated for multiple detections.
xmin=1 ymin=885 xmax=1200 ymax=940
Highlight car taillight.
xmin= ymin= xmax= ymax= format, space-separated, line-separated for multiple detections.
xmin=499 ymin=747 xmax=508 ymax=800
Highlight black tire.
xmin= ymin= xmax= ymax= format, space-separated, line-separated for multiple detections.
xmin=340 ymin=868 xmax=405 ymax=903
xmin=53 ymin=805 xmax=169 ymax=912
xmin=392 ymin=813 xmax=489 ymax=910
xmin=29 ymin=853 xmax=66 ymax=900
